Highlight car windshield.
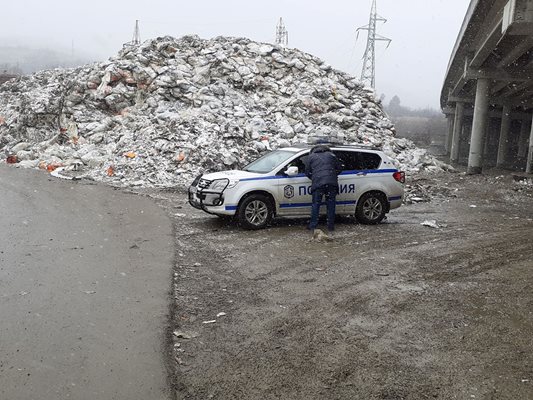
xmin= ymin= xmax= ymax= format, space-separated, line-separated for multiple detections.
xmin=243 ymin=150 xmax=296 ymax=173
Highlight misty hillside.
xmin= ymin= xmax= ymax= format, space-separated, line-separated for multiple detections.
xmin=0 ymin=45 xmax=92 ymax=74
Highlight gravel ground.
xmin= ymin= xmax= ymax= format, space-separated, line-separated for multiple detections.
xmin=145 ymin=169 xmax=532 ymax=400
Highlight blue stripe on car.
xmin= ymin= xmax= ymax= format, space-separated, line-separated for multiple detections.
xmin=240 ymin=175 xmax=285 ymax=182
xmin=239 ymin=169 xmax=398 ymax=182
xmin=226 ymin=196 xmax=400 ymax=211
xmin=279 ymin=200 xmax=357 ymax=209
xmin=340 ymin=169 xmax=398 ymax=175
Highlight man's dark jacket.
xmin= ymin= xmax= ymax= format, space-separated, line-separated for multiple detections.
xmin=305 ymin=145 xmax=343 ymax=193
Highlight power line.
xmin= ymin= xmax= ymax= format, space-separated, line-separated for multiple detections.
xmin=275 ymin=17 xmax=289 ymax=47
xmin=356 ymin=0 xmax=391 ymax=89
xmin=132 ymin=20 xmax=141 ymax=46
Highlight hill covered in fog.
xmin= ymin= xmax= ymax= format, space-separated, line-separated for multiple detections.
xmin=0 ymin=45 xmax=93 ymax=74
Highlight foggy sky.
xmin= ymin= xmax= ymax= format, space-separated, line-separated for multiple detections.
xmin=1 ymin=0 xmax=469 ymax=109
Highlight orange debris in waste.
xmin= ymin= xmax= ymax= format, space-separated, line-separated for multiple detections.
xmin=46 ymin=163 xmax=62 ymax=172
xmin=123 ymin=151 xmax=136 ymax=158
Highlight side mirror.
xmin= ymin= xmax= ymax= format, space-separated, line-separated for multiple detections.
xmin=285 ymin=166 xmax=299 ymax=177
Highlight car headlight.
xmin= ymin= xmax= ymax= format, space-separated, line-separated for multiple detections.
xmin=227 ymin=179 xmax=239 ymax=189
xmin=209 ymin=178 xmax=229 ymax=192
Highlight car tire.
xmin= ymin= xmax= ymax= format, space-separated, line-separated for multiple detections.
xmin=355 ymin=192 xmax=387 ymax=225
xmin=237 ymin=194 xmax=273 ymax=230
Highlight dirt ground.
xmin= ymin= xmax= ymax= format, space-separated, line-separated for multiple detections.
xmin=149 ymin=169 xmax=532 ymax=400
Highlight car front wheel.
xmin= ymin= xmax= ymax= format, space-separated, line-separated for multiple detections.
xmin=356 ymin=192 xmax=387 ymax=224
xmin=237 ymin=194 xmax=273 ymax=230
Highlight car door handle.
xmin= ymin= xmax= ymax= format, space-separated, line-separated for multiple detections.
xmin=356 ymin=172 xmax=367 ymax=176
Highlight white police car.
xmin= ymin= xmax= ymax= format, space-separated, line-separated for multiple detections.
xmin=188 ymin=144 xmax=405 ymax=230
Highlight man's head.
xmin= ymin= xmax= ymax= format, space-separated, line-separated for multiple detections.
xmin=310 ymin=144 xmax=331 ymax=154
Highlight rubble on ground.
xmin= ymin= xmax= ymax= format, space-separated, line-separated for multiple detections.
xmin=512 ymin=176 xmax=533 ymax=197
xmin=0 ymin=35 xmax=451 ymax=188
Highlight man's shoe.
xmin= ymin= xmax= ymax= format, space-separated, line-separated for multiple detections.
xmin=312 ymin=229 xmax=333 ymax=242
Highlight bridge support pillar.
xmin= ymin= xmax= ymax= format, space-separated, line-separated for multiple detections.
xmin=467 ymin=78 xmax=491 ymax=174
xmin=450 ymin=102 xmax=465 ymax=163
xmin=445 ymin=114 xmax=454 ymax=154
xmin=496 ymin=105 xmax=511 ymax=168
xmin=518 ymin=119 xmax=530 ymax=158
xmin=526 ymin=114 xmax=533 ymax=174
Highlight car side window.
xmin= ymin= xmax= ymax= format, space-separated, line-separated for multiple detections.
xmin=358 ymin=152 xmax=382 ymax=169
xmin=333 ymin=151 xmax=358 ymax=171
xmin=333 ymin=150 xmax=382 ymax=170
xmin=286 ymin=154 xmax=309 ymax=174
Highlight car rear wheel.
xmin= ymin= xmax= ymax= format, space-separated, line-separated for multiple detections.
xmin=356 ymin=192 xmax=387 ymax=224
xmin=237 ymin=194 xmax=273 ymax=230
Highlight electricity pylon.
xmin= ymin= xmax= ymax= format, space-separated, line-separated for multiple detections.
xmin=275 ymin=17 xmax=289 ymax=47
xmin=131 ymin=20 xmax=141 ymax=45
xmin=357 ymin=0 xmax=391 ymax=89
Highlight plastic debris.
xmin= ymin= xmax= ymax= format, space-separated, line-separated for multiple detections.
xmin=46 ymin=163 xmax=63 ymax=172
xmin=50 ymin=167 xmax=83 ymax=181
xmin=421 ymin=220 xmax=440 ymax=229
xmin=172 ymin=330 xmax=198 ymax=339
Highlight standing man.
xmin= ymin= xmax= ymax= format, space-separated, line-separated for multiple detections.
xmin=305 ymin=144 xmax=343 ymax=234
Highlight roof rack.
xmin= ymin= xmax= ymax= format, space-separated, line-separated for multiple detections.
xmin=307 ymin=135 xmax=382 ymax=150
xmin=290 ymin=142 xmax=312 ymax=148
xmin=291 ymin=141 xmax=382 ymax=151
xmin=333 ymin=143 xmax=383 ymax=151
xmin=288 ymin=142 xmax=383 ymax=151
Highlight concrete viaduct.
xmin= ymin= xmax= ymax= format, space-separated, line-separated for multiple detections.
xmin=442 ymin=0 xmax=533 ymax=174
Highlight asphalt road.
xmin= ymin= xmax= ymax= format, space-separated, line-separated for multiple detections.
xmin=0 ymin=165 xmax=174 ymax=400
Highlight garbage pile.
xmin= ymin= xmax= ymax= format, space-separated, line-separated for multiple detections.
xmin=0 ymin=35 xmax=450 ymax=187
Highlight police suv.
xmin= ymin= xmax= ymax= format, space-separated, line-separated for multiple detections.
xmin=188 ymin=144 xmax=405 ymax=230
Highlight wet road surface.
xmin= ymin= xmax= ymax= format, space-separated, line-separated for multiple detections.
xmin=0 ymin=166 xmax=174 ymax=399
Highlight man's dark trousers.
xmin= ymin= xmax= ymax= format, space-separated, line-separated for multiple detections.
xmin=309 ymin=184 xmax=337 ymax=231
